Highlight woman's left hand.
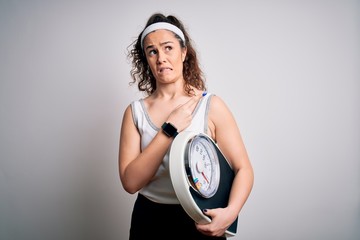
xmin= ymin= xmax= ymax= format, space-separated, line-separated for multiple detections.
xmin=194 ymin=207 xmax=235 ymax=237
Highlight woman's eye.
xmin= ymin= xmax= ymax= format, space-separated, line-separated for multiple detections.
xmin=148 ymin=49 xmax=157 ymax=55
xmin=165 ymin=46 xmax=172 ymax=51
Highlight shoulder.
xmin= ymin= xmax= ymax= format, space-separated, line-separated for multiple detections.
xmin=121 ymin=101 xmax=141 ymax=133
xmin=208 ymin=95 xmax=236 ymax=129
xmin=208 ymin=94 xmax=230 ymax=113
xmin=207 ymin=94 xmax=234 ymax=139
xmin=127 ymin=98 xmax=146 ymax=114
xmin=122 ymin=98 xmax=143 ymax=122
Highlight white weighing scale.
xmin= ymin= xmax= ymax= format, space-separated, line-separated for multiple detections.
xmin=169 ymin=131 xmax=238 ymax=237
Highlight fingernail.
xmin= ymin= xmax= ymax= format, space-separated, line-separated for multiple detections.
xmin=202 ymin=91 xmax=207 ymax=97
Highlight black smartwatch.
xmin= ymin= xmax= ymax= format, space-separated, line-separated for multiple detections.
xmin=161 ymin=122 xmax=178 ymax=138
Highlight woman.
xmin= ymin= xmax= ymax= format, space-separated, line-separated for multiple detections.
xmin=119 ymin=13 xmax=254 ymax=239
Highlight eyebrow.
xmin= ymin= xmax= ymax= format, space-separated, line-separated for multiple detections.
xmin=145 ymin=41 xmax=174 ymax=51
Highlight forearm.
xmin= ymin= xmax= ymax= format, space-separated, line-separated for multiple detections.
xmin=227 ymin=166 xmax=254 ymax=220
xmin=121 ymin=131 xmax=173 ymax=193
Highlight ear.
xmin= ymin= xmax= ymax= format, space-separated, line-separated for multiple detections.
xmin=181 ymin=47 xmax=187 ymax=62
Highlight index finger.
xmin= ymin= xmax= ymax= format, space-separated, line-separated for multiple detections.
xmin=184 ymin=91 xmax=207 ymax=107
xmin=181 ymin=95 xmax=202 ymax=111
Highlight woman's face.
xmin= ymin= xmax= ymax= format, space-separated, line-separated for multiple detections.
xmin=143 ymin=29 xmax=187 ymax=85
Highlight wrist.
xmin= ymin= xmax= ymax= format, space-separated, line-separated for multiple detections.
xmin=161 ymin=122 xmax=178 ymax=138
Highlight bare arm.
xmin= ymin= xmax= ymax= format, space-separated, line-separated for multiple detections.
xmin=118 ymin=104 xmax=172 ymax=194
xmin=196 ymin=95 xmax=254 ymax=236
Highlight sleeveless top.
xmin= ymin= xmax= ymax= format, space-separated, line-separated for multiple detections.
xmin=130 ymin=93 xmax=213 ymax=204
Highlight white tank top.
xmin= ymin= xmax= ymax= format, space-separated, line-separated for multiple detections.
xmin=130 ymin=93 xmax=213 ymax=204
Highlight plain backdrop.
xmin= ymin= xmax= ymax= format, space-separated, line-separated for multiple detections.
xmin=0 ymin=0 xmax=359 ymax=240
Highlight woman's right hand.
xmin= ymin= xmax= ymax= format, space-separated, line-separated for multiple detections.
xmin=166 ymin=94 xmax=204 ymax=132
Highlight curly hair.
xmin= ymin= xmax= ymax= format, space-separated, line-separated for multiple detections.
xmin=127 ymin=13 xmax=206 ymax=96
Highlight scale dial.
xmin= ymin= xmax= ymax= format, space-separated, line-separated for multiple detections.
xmin=185 ymin=134 xmax=220 ymax=198
xmin=169 ymin=131 xmax=237 ymax=237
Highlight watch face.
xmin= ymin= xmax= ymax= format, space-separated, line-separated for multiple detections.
xmin=162 ymin=122 xmax=178 ymax=137
xmin=185 ymin=134 xmax=220 ymax=198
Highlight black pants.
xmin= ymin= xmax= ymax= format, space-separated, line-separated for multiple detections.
xmin=129 ymin=194 xmax=226 ymax=240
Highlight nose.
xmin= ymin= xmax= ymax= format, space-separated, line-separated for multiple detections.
xmin=156 ymin=50 xmax=166 ymax=64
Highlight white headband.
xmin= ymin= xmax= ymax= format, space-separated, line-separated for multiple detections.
xmin=140 ymin=22 xmax=185 ymax=49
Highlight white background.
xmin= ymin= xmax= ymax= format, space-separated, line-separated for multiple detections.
xmin=0 ymin=0 xmax=359 ymax=239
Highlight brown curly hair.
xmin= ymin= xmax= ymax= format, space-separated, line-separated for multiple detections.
xmin=127 ymin=13 xmax=206 ymax=96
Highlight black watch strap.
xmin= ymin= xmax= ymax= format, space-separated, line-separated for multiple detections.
xmin=161 ymin=122 xmax=178 ymax=138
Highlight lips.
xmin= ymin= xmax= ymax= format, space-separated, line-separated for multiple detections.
xmin=159 ymin=67 xmax=172 ymax=73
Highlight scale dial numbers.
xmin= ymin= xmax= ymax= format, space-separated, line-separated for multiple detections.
xmin=186 ymin=134 xmax=220 ymax=198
